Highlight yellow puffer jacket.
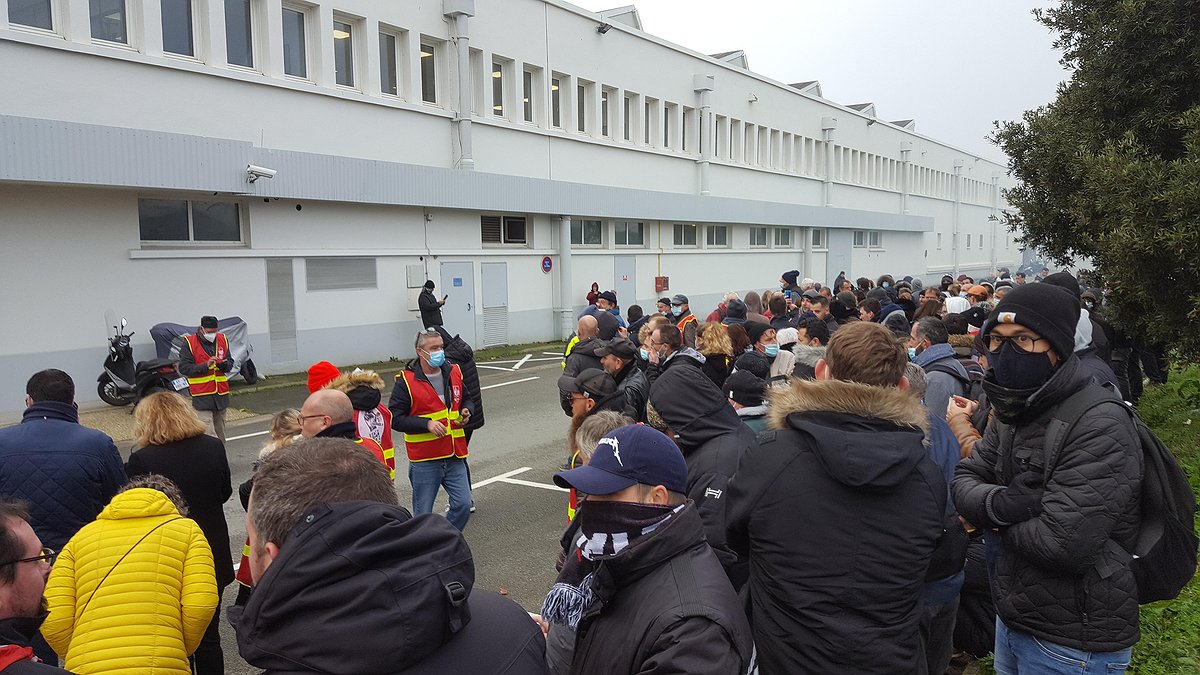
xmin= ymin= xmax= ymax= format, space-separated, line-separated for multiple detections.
xmin=43 ymin=488 xmax=219 ymax=674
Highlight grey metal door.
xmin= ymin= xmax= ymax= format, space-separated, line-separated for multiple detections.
xmin=439 ymin=262 xmax=477 ymax=346
xmin=826 ymin=229 xmax=853 ymax=284
xmin=614 ymin=256 xmax=636 ymax=310
xmin=265 ymin=259 xmax=297 ymax=364
xmin=481 ymin=262 xmax=509 ymax=347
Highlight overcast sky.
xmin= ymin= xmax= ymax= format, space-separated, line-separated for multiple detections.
xmin=569 ymin=0 xmax=1070 ymax=164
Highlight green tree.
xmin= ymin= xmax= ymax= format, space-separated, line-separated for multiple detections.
xmin=994 ymin=0 xmax=1200 ymax=359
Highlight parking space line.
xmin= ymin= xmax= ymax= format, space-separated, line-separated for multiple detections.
xmin=480 ymin=376 xmax=539 ymax=390
xmin=499 ymin=477 xmax=569 ymax=493
xmin=512 ymin=354 xmax=532 ymax=370
xmin=472 ymin=466 xmax=532 ymax=489
xmin=477 ymin=364 xmax=516 ymax=372
xmin=226 ymin=430 xmax=270 ymax=442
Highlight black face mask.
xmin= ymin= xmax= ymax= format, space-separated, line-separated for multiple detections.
xmin=989 ymin=341 xmax=1057 ymax=391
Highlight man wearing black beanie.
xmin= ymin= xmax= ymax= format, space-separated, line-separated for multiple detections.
xmin=953 ymin=283 xmax=1143 ymax=674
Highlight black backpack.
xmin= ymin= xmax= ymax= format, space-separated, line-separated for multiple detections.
xmin=1042 ymin=385 xmax=1199 ymax=604
xmin=926 ymin=362 xmax=985 ymax=404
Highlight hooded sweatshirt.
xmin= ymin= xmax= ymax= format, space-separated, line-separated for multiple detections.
xmin=726 ymin=379 xmax=945 ymax=674
xmin=233 ymin=503 xmax=547 ymax=674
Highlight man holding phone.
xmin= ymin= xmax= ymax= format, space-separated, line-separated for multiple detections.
xmin=179 ymin=315 xmax=234 ymax=441
xmin=418 ymin=279 xmax=446 ymax=329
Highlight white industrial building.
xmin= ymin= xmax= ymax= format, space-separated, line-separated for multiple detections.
xmin=0 ymin=0 xmax=1017 ymax=413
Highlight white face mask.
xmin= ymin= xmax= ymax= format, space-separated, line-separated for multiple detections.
xmin=202 ymin=332 xmax=217 ymax=342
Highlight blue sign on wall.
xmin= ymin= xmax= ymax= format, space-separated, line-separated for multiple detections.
xmin=453 ymin=277 xmax=463 ymax=287
xmin=541 ymin=256 xmax=553 ymax=274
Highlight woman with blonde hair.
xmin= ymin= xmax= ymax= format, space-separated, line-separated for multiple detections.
xmin=44 ymin=474 xmax=218 ymax=674
xmin=124 ymin=392 xmax=231 ymax=675
xmin=259 ymin=407 xmax=301 ymax=458
xmin=696 ymin=321 xmax=734 ymax=388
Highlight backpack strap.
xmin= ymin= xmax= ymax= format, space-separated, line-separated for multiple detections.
xmin=1039 ymin=385 xmax=1125 ymax=479
xmin=77 ymin=517 xmax=184 ymax=620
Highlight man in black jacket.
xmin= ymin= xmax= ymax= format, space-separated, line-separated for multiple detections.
xmin=648 ymin=325 xmax=753 ymax=588
xmin=543 ymin=425 xmax=752 ymax=675
xmin=726 ymin=321 xmax=946 ymax=674
xmin=418 ymin=280 xmax=445 ymax=328
xmin=0 ymin=501 xmax=71 ymax=674
xmin=559 ymin=316 xmax=603 ymax=415
xmin=953 ymin=284 xmax=1141 ymax=674
xmin=596 ymin=338 xmax=648 ymax=423
xmin=236 ymin=438 xmax=547 ymax=674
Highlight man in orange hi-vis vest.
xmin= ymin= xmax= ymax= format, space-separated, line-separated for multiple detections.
xmin=389 ymin=329 xmax=477 ymax=531
xmin=179 ymin=316 xmax=234 ymax=441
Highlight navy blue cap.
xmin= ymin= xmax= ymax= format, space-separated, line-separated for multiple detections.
xmin=553 ymin=424 xmax=687 ymax=495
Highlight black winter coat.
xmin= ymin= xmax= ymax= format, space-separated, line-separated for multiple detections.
xmin=233 ymin=502 xmax=547 ymax=674
xmin=418 ymin=288 xmax=444 ymax=327
xmin=611 ymin=362 xmax=649 ymax=423
xmin=726 ymin=379 xmax=945 ymax=675
xmin=389 ymin=362 xmax=477 ymax=436
xmin=559 ymin=338 xmax=604 ymax=415
xmin=570 ymin=504 xmax=752 ymax=675
xmin=435 ymin=326 xmax=485 ymax=430
xmin=0 ymin=402 xmax=125 ymax=553
xmin=0 ymin=616 xmax=71 ymax=674
xmin=125 ymin=434 xmax=235 ymax=588
xmin=953 ymin=358 xmax=1142 ymax=652
xmin=649 ymin=353 xmax=753 ymax=587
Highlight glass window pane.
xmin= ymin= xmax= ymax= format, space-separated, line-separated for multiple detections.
xmin=628 ymin=223 xmax=643 ymax=246
xmin=333 ymin=20 xmax=353 ymax=87
xmin=551 ymin=79 xmax=561 ymax=128
xmin=161 ymin=0 xmax=194 ymax=56
xmin=492 ymin=62 xmax=503 ymax=117
xmin=583 ymin=220 xmax=601 ymax=245
xmin=282 ymin=8 xmax=306 ymax=78
xmin=90 ymin=0 xmax=127 ymax=43
xmin=379 ymin=33 xmax=398 ymax=95
xmin=192 ymin=202 xmax=241 ymax=241
xmin=600 ymin=90 xmax=609 ymax=137
xmin=577 ymin=85 xmax=586 ymax=132
xmin=420 ymin=42 xmax=436 ymax=103
xmin=9 ymin=0 xmax=53 ymax=30
xmin=224 ymin=0 xmax=253 ymax=67
xmin=522 ymin=70 xmax=533 ymax=122
xmin=139 ymin=199 xmax=189 ymax=241
xmin=570 ymin=220 xmax=582 ymax=245
xmin=503 ymin=217 xmax=526 ymax=244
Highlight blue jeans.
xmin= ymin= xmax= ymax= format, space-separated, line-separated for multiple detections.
xmin=994 ymin=618 xmax=1131 ymax=675
xmin=409 ymin=457 xmax=472 ymax=531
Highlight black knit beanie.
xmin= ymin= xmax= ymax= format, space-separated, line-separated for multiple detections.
xmin=744 ymin=321 xmax=772 ymax=345
xmin=983 ymin=283 xmax=1080 ymax=359
xmin=1041 ymin=271 xmax=1081 ymax=298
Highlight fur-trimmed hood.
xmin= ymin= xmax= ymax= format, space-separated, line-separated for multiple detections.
xmin=947 ymin=333 xmax=976 ymax=359
xmin=791 ymin=344 xmax=826 ymax=369
xmin=766 ymin=378 xmax=930 ymax=489
xmin=326 ymin=370 xmax=385 ymax=411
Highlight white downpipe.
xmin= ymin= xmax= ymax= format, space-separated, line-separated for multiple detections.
xmin=557 ymin=215 xmax=574 ymax=340
xmin=952 ymin=162 xmax=963 ymax=277
xmin=447 ymin=8 xmax=474 ymax=170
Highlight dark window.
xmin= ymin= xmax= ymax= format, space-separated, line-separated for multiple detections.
xmin=138 ymin=199 xmax=242 ymax=243
xmin=282 ymin=8 xmax=306 ymax=77
xmin=161 ymin=0 xmax=194 ymax=56
xmin=571 ymin=219 xmax=601 ymax=246
xmin=333 ymin=20 xmax=353 ymax=87
xmin=491 ymin=61 xmax=504 ymax=116
xmin=379 ymin=33 xmax=398 ymax=95
xmin=523 ymin=70 xmax=533 ymax=122
xmin=224 ymin=0 xmax=253 ymax=67
xmin=138 ymin=199 xmax=189 ymax=241
xmin=551 ymin=78 xmax=561 ymax=128
xmin=191 ymin=202 xmax=241 ymax=241
xmin=8 ymin=0 xmax=53 ymax=30
xmin=481 ymin=215 xmax=526 ymax=244
xmin=90 ymin=0 xmax=127 ymax=43
xmin=420 ymin=42 xmax=436 ymax=103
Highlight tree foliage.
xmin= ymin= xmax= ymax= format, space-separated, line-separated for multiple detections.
xmin=993 ymin=0 xmax=1200 ymax=360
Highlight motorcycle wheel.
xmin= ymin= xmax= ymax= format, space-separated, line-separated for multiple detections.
xmin=241 ymin=359 xmax=258 ymax=385
xmin=97 ymin=377 xmax=133 ymax=407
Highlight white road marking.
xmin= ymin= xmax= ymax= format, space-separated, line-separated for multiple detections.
xmin=523 ymin=356 xmax=563 ymax=362
xmin=499 ymin=477 xmax=569 ymax=493
xmin=542 ymin=351 xmax=563 ymax=356
xmin=479 ymin=376 xmax=539 ymax=390
xmin=477 ymin=364 xmax=516 ymax=371
xmin=226 ymin=430 xmax=270 ymax=441
xmin=471 ymin=466 xmax=533 ymax=489
xmin=512 ymin=354 xmax=532 ymax=370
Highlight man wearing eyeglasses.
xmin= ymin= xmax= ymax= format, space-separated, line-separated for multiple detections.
xmin=389 ymin=330 xmax=476 ymax=531
xmin=0 ymin=501 xmax=71 ymax=673
xmin=953 ymin=283 xmax=1143 ymax=675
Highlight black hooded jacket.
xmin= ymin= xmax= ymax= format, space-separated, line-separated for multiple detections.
xmin=434 ymin=326 xmax=485 ymax=431
xmin=726 ymin=379 xmax=946 ymax=675
xmin=0 ymin=615 xmax=71 ymax=673
xmin=650 ymin=353 xmax=755 ymax=587
xmin=232 ymin=502 xmax=547 ymax=674
xmin=559 ymin=339 xmax=604 ymax=415
xmin=569 ymin=504 xmax=753 ymax=675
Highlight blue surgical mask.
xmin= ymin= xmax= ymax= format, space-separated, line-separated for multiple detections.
xmin=882 ymin=281 xmax=890 ymax=288
xmin=764 ymin=344 xmax=780 ymax=358
xmin=639 ymin=348 xmax=650 ymax=361
xmin=671 ymin=306 xmax=682 ymax=317
xmin=907 ymin=347 xmax=917 ymax=361
xmin=426 ymin=350 xmax=446 ymax=367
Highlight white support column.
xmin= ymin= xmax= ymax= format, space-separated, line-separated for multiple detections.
xmin=557 ymin=216 xmax=575 ymax=340
xmin=899 ymin=141 xmax=912 ymax=215
xmin=312 ymin=4 xmax=334 ymax=87
xmin=820 ymin=116 xmax=837 ymax=207
xmin=63 ymin=0 xmax=90 ymax=43
xmin=203 ymin=0 xmax=229 ymax=66
xmin=693 ymin=74 xmax=714 ymax=195
xmin=444 ymin=0 xmax=475 ymax=169
xmin=261 ymin=0 xmax=284 ymax=77
xmin=952 ymin=160 xmax=963 ymax=276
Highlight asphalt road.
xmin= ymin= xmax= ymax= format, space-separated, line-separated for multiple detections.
xmin=118 ymin=352 xmax=573 ymax=674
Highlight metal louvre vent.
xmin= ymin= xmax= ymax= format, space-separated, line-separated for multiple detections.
xmin=305 ymin=257 xmax=377 ymax=291
xmin=482 ymin=306 xmax=508 ymax=347
xmin=481 ymin=215 xmax=502 ymax=243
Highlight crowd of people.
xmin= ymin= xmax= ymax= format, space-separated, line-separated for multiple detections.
xmin=0 ymin=267 xmax=1168 ymax=674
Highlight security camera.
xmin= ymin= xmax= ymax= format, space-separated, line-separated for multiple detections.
xmin=246 ymin=165 xmax=277 ymax=182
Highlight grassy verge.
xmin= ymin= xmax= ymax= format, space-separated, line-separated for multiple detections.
xmin=979 ymin=366 xmax=1200 ymax=675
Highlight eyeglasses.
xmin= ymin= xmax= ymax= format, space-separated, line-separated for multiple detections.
xmin=297 ymin=414 xmax=329 ymax=423
xmin=986 ymin=334 xmax=1046 ymax=354
xmin=1 ymin=548 xmax=56 ymax=567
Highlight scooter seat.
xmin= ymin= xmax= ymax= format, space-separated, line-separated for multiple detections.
xmin=136 ymin=358 xmax=179 ymax=372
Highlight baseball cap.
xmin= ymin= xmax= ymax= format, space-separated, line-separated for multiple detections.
xmin=670 ymin=294 xmax=689 ymax=306
xmin=801 ymin=289 xmax=821 ymax=300
xmin=557 ymin=368 xmax=616 ymax=399
xmin=553 ymin=424 xmax=688 ymax=495
xmin=596 ymin=338 xmax=636 ymax=360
